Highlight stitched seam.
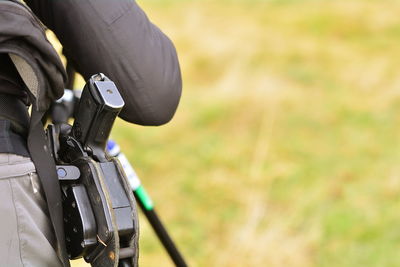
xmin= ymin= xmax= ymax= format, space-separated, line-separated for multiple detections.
xmin=86 ymin=0 xmax=131 ymax=25
xmin=9 ymin=179 xmax=25 ymax=267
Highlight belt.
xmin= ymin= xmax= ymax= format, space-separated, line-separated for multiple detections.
xmin=0 ymin=92 xmax=30 ymax=157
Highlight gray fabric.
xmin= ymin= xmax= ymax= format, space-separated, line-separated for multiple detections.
xmin=26 ymin=0 xmax=182 ymax=125
xmin=0 ymin=153 xmax=62 ymax=267
xmin=9 ymin=54 xmax=39 ymax=99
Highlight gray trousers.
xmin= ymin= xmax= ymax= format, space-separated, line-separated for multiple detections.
xmin=0 ymin=153 xmax=62 ymax=267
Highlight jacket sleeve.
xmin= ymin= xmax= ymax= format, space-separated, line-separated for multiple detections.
xmin=26 ymin=0 xmax=182 ymax=125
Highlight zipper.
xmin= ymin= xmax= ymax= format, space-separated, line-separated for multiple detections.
xmin=29 ymin=172 xmax=39 ymax=194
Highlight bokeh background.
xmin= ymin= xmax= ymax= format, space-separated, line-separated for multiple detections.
xmin=62 ymin=0 xmax=400 ymax=266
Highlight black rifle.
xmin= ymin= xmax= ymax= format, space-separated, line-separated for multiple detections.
xmin=47 ymin=73 xmax=187 ymax=267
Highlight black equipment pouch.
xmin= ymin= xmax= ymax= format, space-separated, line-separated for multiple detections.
xmin=47 ymin=74 xmax=139 ymax=267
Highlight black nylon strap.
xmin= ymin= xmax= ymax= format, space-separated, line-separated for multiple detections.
xmin=0 ymin=93 xmax=30 ymax=156
xmin=28 ymin=107 xmax=70 ymax=267
xmin=0 ymin=119 xmax=29 ymax=157
xmin=0 ymin=92 xmax=29 ymax=136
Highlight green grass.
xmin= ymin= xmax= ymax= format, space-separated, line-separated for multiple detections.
xmin=69 ymin=0 xmax=400 ymax=266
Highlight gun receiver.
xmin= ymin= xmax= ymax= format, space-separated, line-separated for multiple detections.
xmin=72 ymin=73 xmax=125 ymax=162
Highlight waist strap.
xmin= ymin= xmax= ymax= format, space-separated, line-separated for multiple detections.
xmin=0 ymin=118 xmax=29 ymax=156
xmin=0 ymin=92 xmax=29 ymax=136
xmin=0 ymin=93 xmax=30 ymax=156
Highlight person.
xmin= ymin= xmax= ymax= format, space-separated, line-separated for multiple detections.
xmin=0 ymin=0 xmax=182 ymax=266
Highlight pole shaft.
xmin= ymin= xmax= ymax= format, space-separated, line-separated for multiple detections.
xmin=134 ymin=192 xmax=188 ymax=267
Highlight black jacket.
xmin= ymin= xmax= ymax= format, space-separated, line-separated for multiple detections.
xmin=26 ymin=0 xmax=182 ymax=125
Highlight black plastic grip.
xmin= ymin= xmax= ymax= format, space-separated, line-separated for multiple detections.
xmin=72 ymin=74 xmax=125 ymax=161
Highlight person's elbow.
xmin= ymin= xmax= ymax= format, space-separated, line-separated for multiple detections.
xmin=146 ymin=41 xmax=183 ymax=126
xmin=118 ymin=33 xmax=183 ymax=126
xmin=146 ymin=69 xmax=182 ymax=126
xmin=119 ymin=66 xmax=182 ymax=126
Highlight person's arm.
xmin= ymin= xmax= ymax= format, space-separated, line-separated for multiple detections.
xmin=26 ymin=0 xmax=182 ymax=125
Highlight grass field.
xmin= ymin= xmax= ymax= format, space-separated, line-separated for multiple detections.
xmin=69 ymin=0 xmax=400 ymax=266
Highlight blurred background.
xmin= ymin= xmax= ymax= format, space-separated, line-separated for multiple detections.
xmin=63 ymin=0 xmax=400 ymax=266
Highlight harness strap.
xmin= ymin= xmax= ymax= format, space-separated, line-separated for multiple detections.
xmin=0 ymin=93 xmax=29 ymax=156
xmin=0 ymin=92 xmax=29 ymax=135
xmin=0 ymin=119 xmax=29 ymax=156
xmin=28 ymin=106 xmax=70 ymax=267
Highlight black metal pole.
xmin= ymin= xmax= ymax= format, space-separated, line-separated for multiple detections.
xmin=134 ymin=192 xmax=188 ymax=267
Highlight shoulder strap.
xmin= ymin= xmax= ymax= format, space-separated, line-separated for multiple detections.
xmin=28 ymin=106 xmax=70 ymax=267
